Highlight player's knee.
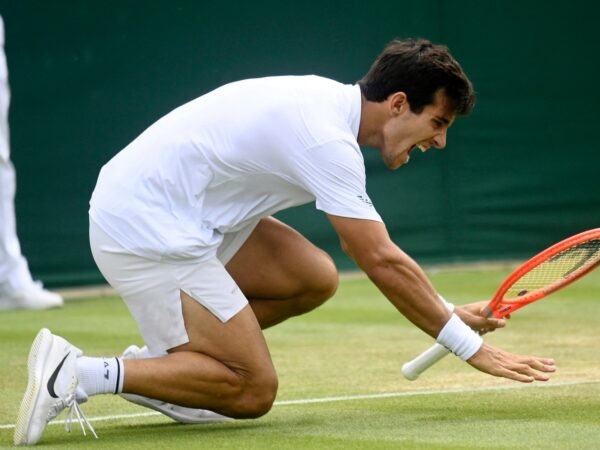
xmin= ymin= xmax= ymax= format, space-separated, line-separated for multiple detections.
xmin=241 ymin=386 xmax=278 ymax=418
xmin=309 ymin=255 xmax=339 ymax=307
xmin=308 ymin=252 xmax=339 ymax=303
xmin=288 ymin=256 xmax=338 ymax=318
xmin=231 ymin=371 xmax=278 ymax=418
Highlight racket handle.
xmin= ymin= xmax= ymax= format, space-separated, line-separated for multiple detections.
xmin=401 ymin=343 xmax=451 ymax=380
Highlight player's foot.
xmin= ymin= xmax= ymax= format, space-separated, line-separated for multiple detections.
xmin=14 ymin=328 xmax=96 ymax=446
xmin=0 ymin=282 xmax=63 ymax=311
xmin=120 ymin=345 xmax=230 ymax=424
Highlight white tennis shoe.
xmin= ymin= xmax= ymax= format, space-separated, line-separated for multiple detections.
xmin=120 ymin=344 xmax=230 ymax=424
xmin=14 ymin=328 xmax=96 ymax=446
xmin=0 ymin=282 xmax=63 ymax=311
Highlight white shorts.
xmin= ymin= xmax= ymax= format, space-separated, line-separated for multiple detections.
xmin=89 ymin=219 xmax=255 ymax=355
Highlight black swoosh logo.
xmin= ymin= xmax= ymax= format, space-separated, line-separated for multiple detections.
xmin=46 ymin=352 xmax=70 ymax=398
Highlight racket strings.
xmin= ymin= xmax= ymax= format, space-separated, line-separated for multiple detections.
xmin=505 ymin=238 xmax=600 ymax=300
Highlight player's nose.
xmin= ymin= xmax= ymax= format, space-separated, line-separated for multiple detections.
xmin=433 ymin=130 xmax=447 ymax=149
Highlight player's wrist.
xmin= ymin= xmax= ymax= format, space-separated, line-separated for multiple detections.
xmin=436 ymin=313 xmax=483 ymax=360
xmin=437 ymin=293 xmax=455 ymax=312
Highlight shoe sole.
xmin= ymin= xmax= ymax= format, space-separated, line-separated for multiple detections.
xmin=121 ymin=345 xmax=228 ymax=424
xmin=120 ymin=393 xmax=230 ymax=424
xmin=13 ymin=328 xmax=52 ymax=446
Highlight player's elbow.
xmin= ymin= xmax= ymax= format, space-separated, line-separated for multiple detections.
xmin=340 ymin=238 xmax=377 ymax=268
xmin=349 ymin=245 xmax=397 ymax=278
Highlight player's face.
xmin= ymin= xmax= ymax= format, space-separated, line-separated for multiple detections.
xmin=380 ymin=90 xmax=456 ymax=170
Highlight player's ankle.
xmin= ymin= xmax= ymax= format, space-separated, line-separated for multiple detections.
xmin=77 ymin=356 xmax=124 ymax=397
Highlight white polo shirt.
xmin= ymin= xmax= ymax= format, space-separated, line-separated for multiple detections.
xmin=89 ymin=75 xmax=382 ymax=262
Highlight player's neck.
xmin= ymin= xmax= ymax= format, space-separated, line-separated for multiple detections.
xmin=357 ymin=95 xmax=386 ymax=148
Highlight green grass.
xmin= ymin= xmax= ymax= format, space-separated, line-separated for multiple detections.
xmin=1 ymin=265 xmax=600 ymax=449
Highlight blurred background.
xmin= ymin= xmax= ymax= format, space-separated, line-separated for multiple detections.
xmin=1 ymin=0 xmax=598 ymax=287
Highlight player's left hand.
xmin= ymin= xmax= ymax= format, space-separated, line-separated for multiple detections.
xmin=455 ymin=301 xmax=507 ymax=335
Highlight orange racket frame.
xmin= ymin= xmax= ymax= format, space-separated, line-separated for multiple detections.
xmin=483 ymin=228 xmax=600 ymax=318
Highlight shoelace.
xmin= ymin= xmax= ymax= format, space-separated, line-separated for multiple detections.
xmin=63 ymin=396 xmax=98 ymax=439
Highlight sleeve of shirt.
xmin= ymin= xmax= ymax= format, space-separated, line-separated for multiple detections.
xmin=290 ymin=139 xmax=382 ymax=222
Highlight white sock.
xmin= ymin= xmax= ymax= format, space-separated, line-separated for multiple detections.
xmin=77 ymin=356 xmax=124 ymax=396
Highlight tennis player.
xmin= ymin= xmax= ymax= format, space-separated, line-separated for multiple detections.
xmin=14 ymin=38 xmax=556 ymax=445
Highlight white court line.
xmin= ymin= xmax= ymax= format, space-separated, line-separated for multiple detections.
xmin=2 ymin=379 xmax=598 ymax=430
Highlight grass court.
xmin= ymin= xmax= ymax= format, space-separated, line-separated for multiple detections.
xmin=1 ymin=265 xmax=599 ymax=449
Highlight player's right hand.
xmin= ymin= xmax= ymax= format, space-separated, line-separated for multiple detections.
xmin=467 ymin=342 xmax=556 ymax=382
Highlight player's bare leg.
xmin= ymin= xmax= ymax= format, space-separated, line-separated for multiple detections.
xmin=226 ymin=217 xmax=339 ymax=329
xmin=122 ymin=295 xmax=278 ymax=418
xmin=111 ymin=217 xmax=338 ymax=419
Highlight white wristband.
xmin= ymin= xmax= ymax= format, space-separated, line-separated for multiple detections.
xmin=437 ymin=294 xmax=455 ymax=312
xmin=436 ymin=313 xmax=483 ymax=360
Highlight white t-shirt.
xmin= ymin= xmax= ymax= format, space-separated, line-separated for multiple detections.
xmin=89 ymin=75 xmax=382 ymax=261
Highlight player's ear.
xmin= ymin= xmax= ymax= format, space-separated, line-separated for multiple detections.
xmin=388 ymin=92 xmax=408 ymax=116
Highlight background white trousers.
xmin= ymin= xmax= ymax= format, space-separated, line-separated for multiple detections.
xmin=0 ymin=16 xmax=35 ymax=295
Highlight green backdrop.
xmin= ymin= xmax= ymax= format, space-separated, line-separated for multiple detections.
xmin=1 ymin=1 xmax=598 ymax=287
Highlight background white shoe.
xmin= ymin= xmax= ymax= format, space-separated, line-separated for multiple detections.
xmin=0 ymin=282 xmax=63 ymax=310
xmin=121 ymin=345 xmax=231 ymax=424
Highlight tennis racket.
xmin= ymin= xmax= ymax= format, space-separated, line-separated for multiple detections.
xmin=401 ymin=228 xmax=600 ymax=381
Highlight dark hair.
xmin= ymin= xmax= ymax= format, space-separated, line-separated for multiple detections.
xmin=358 ymin=38 xmax=475 ymax=115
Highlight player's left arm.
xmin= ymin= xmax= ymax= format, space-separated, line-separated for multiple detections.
xmin=327 ymin=214 xmax=500 ymax=337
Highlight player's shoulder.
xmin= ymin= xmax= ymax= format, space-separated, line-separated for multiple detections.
xmin=232 ymin=74 xmax=348 ymax=92
xmin=289 ymin=75 xmax=350 ymax=94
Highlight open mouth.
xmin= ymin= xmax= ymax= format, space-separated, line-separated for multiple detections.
xmin=408 ymin=144 xmax=427 ymax=158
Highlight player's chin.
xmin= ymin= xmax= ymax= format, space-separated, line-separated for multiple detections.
xmin=387 ymin=154 xmax=410 ymax=170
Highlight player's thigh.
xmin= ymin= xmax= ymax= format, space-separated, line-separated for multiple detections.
xmin=173 ymin=293 xmax=275 ymax=378
xmin=225 ymin=217 xmax=339 ymax=298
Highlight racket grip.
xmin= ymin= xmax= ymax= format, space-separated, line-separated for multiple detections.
xmin=401 ymin=343 xmax=451 ymax=380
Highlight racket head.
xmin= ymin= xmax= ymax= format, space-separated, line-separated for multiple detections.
xmin=483 ymin=228 xmax=600 ymax=318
